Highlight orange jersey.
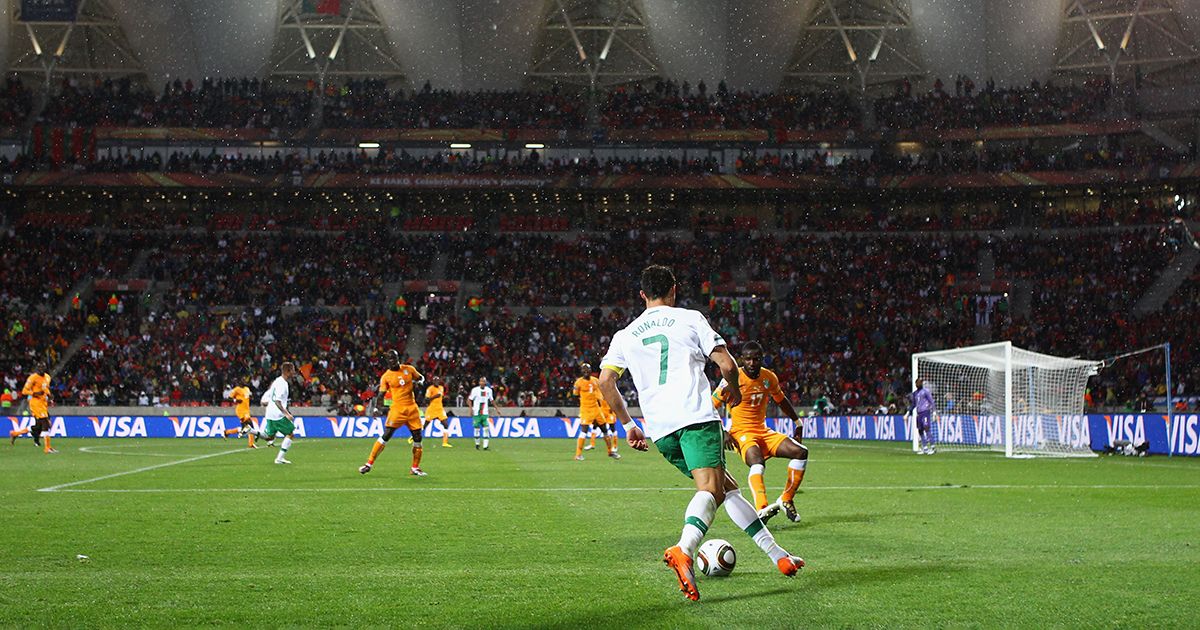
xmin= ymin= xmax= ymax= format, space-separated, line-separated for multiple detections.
xmin=713 ymin=367 xmax=785 ymax=433
xmin=425 ymin=384 xmax=445 ymax=415
xmin=22 ymin=372 xmax=50 ymax=416
xmin=597 ymin=394 xmax=615 ymax=423
xmin=574 ymin=376 xmax=602 ymax=414
xmin=230 ymin=386 xmax=251 ymax=418
xmin=380 ymin=365 xmax=422 ymax=409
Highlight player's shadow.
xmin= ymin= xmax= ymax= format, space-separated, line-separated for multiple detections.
xmin=529 ymin=586 xmax=799 ymax=629
xmin=699 ymin=585 xmax=797 ymax=604
xmin=544 ymin=561 xmax=955 ymax=624
xmin=784 ymin=511 xmax=920 ymax=529
xmin=804 ymin=561 xmax=957 ymax=592
xmin=534 ymin=564 xmax=954 ymax=629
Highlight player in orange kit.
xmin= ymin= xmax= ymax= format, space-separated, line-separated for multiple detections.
xmin=10 ymin=362 xmax=55 ymax=453
xmin=572 ymin=362 xmax=602 ymax=460
xmin=359 ymin=350 xmax=427 ymax=476
xmin=223 ymin=385 xmax=257 ymax=447
xmin=424 ymin=377 xmax=452 ymax=448
xmin=596 ymin=388 xmax=621 ymax=459
xmin=713 ymin=341 xmax=808 ymax=523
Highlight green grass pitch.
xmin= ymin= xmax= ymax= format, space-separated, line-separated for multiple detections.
xmin=1 ymin=437 xmax=1198 ymax=628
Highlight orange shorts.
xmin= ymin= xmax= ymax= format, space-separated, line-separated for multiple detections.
xmin=386 ymin=407 xmax=422 ymax=431
xmin=731 ymin=427 xmax=793 ymax=460
xmin=579 ymin=409 xmax=600 ymax=426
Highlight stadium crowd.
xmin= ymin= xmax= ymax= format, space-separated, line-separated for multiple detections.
xmin=754 ymin=236 xmax=979 ymax=410
xmin=874 ymin=76 xmax=1112 ymax=129
xmin=322 ymin=80 xmax=587 ymax=129
xmin=0 ymin=226 xmax=137 ymax=304
xmin=39 ymin=77 xmax=312 ymax=129
xmin=998 ymin=227 xmax=1188 ymax=406
xmin=600 ymin=80 xmax=861 ymax=130
xmin=735 ymin=142 xmax=1193 ymax=178
xmin=447 ymin=232 xmax=745 ymax=308
xmin=44 ymin=149 xmax=725 ymax=178
xmin=8 ymin=75 xmax=1113 ymax=132
xmin=996 ymin=229 xmax=1172 ymax=350
xmin=0 ymin=76 xmax=32 ymax=127
xmin=7 ymin=139 xmax=1188 ymax=180
xmin=57 ymin=307 xmax=408 ymax=408
xmin=0 ymin=187 xmax=1191 ymax=411
xmin=142 ymin=232 xmax=436 ymax=309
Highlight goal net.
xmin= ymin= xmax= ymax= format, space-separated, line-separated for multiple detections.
xmin=911 ymin=342 xmax=1101 ymax=457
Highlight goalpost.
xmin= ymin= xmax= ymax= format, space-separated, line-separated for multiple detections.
xmin=911 ymin=341 xmax=1102 ymax=458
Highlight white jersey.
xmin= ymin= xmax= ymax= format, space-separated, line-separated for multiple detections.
xmin=469 ymin=386 xmax=494 ymax=416
xmin=261 ymin=376 xmax=290 ymax=421
xmin=601 ymin=305 xmax=725 ymax=441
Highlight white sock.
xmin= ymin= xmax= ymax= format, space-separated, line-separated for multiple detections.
xmin=748 ymin=463 xmax=765 ymax=478
xmin=482 ymin=427 xmax=490 ymax=448
xmin=275 ymin=437 xmax=292 ymax=461
xmin=724 ymin=489 xmax=788 ymax=563
xmin=678 ymin=491 xmax=716 ymax=557
xmin=474 ymin=428 xmax=480 ymax=445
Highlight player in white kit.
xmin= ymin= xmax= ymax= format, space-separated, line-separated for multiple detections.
xmin=597 ymin=265 xmax=803 ymax=602
xmin=468 ymin=377 xmax=494 ymax=450
xmin=247 ymin=362 xmax=297 ymax=464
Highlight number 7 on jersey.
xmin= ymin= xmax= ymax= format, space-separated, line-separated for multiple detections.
xmin=642 ymin=334 xmax=669 ymax=385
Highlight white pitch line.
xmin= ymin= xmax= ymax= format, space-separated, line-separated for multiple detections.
xmin=822 ymin=443 xmax=1200 ymax=469
xmin=78 ymin=445 xmax=180 ymax=458
xmin=38 ymin=448 xmax=248 ymax=492
xmin=43 ymin=483 xmax=1200 ymax=494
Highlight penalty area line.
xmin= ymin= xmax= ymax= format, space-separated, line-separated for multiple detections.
xmin=43 ymin=483 xmax=1200 ymax=494
xmin=37 ymin=448 xmax=249 ymax=493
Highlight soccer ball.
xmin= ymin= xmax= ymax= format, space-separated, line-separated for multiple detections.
xmin=696 ymin=539 xmax=736 ymax=577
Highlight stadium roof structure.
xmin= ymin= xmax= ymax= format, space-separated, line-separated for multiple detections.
xmin=525 ymin=0 xmax=662 ymax=92
xmin=264 ymin=0 xmax=407 ymax=90
xmin=1 ymin=0 xmax=1199 ymax=92
xmin=1055 ymin=0 xmax=1200 ymax=86
xmin=782 ymin=0 xmax=926 ymax=93
xmin=5 ymin=0 xmax=148 ymax=86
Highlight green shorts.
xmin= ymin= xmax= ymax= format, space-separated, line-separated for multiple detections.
xmin=653 ymin=421 xmax=726 ymax=478
xmin=472 ymin=414 xmax=489 ymax=429
xmin=262 ymin=417 xmax=295 ymax=437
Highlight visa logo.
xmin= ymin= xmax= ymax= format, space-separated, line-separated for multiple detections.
xmin=846 ymin=417 xmax=867 ymax=440
xmin=92 ymin=416 xmax=148 ymax=438
xmin=491 ymin=417 xmax=542 ymax=438
xmin=874 ymin=416 xmax=896 ymax=441
xmin=1106 ymin=414 xmax=1146 ymax=446
xmin=328 ymin=416 xmax=384 ymax=438
xmin=1169 ymin=414 xmax=1200 ymax=455
xmin=169 ymin=416 xmax=229 ymax=438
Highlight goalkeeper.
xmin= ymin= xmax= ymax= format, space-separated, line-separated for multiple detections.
xmin=911 ymin=379 xmax=935 ymax=455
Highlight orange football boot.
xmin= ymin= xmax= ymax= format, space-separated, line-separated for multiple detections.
xmin=663 ymin=546 xmax=700 ymax=601
xmin=777 ymin=555 xmax=805 ymax=576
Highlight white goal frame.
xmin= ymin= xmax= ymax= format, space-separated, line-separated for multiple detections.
xmin=911 ymin=341 xmax=1101 ymax=458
